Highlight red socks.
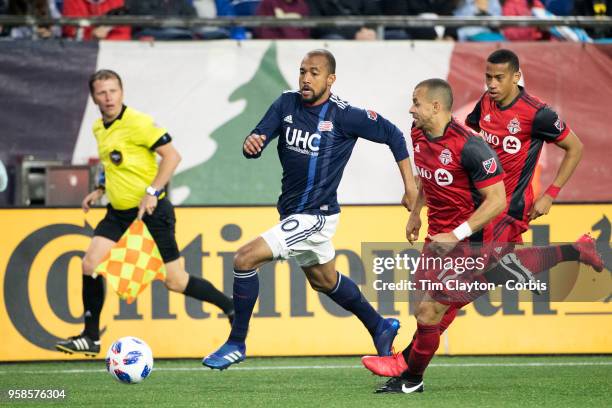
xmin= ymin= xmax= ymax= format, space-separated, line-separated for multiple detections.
xmin=405 ymin=322 xmax=441 ymax=376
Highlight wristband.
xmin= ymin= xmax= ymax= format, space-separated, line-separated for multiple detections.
xmin=452 ymin=222 xmax=472 ymax=241
xmin=545 ymin=184 xmax=561 ymax=199
xmin=146 ymin=186 xmax=161 ymax=197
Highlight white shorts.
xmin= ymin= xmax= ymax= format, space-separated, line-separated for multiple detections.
xmin=261 ymin=213 xmax=339 ymax=267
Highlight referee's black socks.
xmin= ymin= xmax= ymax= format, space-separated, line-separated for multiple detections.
xmin=82 ymin=275 xmax=104 ymax=341
xmin=184 ymin=275 xmax=234 ymax=315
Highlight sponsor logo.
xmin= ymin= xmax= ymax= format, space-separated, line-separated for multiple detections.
xmin=110 ymin=150 xmax=123 ymax=165
xmin=285 ymin=127 xmax=320 ymax=155
xmin=366 ymin=110 xmax=378 ymax=121
xmin=507 ymin=117 xmax=521 ymax=135
xmin=482 ymin=157 xmax=498 ymax=174
xmin=481 ymin=130 xmax=500 ymax=146
xmin=554 ymin=118 xmax=564 ymax=132
xmin=283 ymin=115 xmax=293 ymax=124
xmin=317 ymin=121 xmax=334 ymax=132
xmin=415 ymin=166 xmax=432 ymax=180
xmin=439 ymin=148 xmax=453 ymax=165
xmin=434 ymin=168 xmax=453 ymax=186
xmin=484 ymin=114 xmax=491 ymax=122
xmin=502 ymin=136 xmax=521 ymax=154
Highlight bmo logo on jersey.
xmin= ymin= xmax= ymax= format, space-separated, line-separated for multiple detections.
xmin=285 ymin=127 xmax=321 ymax=155
xmin=481 ymin=130 xmax=500 ymax=146
xmin=502 ymin=136 xmax=521 ymax=154
xmin=416 ymin=166 xmax=453 ymax=186
xmin=415 ymin=166 xmax=432 ymax=180
xmin=434 ymin=169 xmax=453 ymax=186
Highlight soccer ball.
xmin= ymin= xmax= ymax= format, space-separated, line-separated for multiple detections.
xmin=105 ymin=336 xmax=153 ymax=384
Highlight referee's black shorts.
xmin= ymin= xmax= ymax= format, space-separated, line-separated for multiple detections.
xmin=93 ymin=198 xmax=180 ymax=263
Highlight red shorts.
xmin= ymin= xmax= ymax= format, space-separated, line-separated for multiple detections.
xmin=491 ymin=213 xmax=528 ymax=244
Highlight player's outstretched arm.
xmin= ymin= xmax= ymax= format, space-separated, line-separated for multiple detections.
xmin=529 ymin=131 xmax=583 ymax=221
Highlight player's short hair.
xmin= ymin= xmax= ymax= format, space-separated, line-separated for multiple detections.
xmin=415 ymin=78 xmax=453 ymax=111
xmin=305 ymin=49 xmax=336 ymax=74
xmin=89 ymin=69 xmax=123 ymax=95
xmin=487 ymin=49 xmax=520 ymax=73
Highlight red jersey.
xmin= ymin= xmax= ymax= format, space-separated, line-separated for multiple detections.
xmin=412 ymin=118 xmax=504 ymax=239
xmin=465 ymin=87 xmax=570 ymax=224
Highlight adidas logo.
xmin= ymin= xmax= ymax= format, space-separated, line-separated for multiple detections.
xmin=283 ymin=115 xmax=293 ymax=124
xmin=484 ymin=114 xmax=491 ymax=122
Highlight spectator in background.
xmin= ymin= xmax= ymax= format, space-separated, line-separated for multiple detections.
xmin=542 ymin=0 xmax=574 ymax=14
xmin=126 ymin=0 xmax=197 ymax=40
xmin=380 ymin=0 xmax=458 ymax=40
xmin=575 ymin=0 xmax=611 ymax=38
xmin=63 ymin=0 xmax=130 ymax=40
xmin=215 ymin=0 xmax=260 ymax=39
xmin=454 ymin=0 xmax=505 ymax=41
xmin=192 ymin=0 xmax=231 ymax=39
xmin=308 ymin=0 xmax=379 ymax=40
xmin=501 ymin=0 xmax=548 ymax=40
xmin=8 ymin=0 xmax=61 ymax=39
xmin=254 ymin=0 xmax=310 ymax=39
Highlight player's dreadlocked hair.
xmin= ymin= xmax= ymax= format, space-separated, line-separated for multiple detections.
xmin=487 ymin=49 xmax=520 ymax=73
xmin=415 ymin=78 xmax=453 ymax=111
xmin=306 ymin=49 xmax=336 ymax=74
xmin=89 ymin=69 xmax=123 ymax=95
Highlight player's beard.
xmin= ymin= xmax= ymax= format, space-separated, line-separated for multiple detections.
xmin=301 ymin=87 xmax=325 ymax=105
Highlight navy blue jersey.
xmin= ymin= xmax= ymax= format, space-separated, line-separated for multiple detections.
xmin=247 ymin=91 xmax=409 ymax=218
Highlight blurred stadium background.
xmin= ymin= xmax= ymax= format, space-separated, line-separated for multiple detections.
xmin=0 ymin=0 xmax=611 ymax=394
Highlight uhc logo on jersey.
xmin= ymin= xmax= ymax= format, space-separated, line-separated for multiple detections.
xmin=482 ymin=157 xmax=498 ymax=174
xmin=285 ymin=127 xmax=321 ymax=155
xmin=366 ymin=110 xmax=378 ymax=121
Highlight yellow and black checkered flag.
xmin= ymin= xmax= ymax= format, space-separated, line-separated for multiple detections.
xmin=94 ymin=220 xmax=167 ymax=304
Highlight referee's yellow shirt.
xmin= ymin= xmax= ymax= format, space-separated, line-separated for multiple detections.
xmin=94 ymin=106 xmax=167 ymax=210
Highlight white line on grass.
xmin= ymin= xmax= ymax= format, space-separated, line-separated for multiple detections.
xmin=0 ymin=361 xmax=611 ymax=375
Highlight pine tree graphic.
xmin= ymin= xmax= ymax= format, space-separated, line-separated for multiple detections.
xmin=172 ymin=43 xmax=288 ymax=204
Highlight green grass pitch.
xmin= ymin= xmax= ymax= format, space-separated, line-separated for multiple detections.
xmin=1 ymin=356 xmax=610 ymax=407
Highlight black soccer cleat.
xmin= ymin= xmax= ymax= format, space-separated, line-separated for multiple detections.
xmin=55 ymin=334 xmax=100 ymax=357
xmin=375 ymin=377 xmax=424 ymax=394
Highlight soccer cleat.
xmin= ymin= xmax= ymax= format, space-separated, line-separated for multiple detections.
xmin=373 ymin=318 xmax=400 ymax=356
xmin=375 ymin=376 xmax=424 ymax=394
xmin=55 ymin=334 xmax=100 ymax=357
xmin=362 ymin=351 xmax=408 ymax=377
xmin=573 ymin=234 xmax=604 ymax=272
xmin=202 ymin=342 xmax=246 ymax=370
